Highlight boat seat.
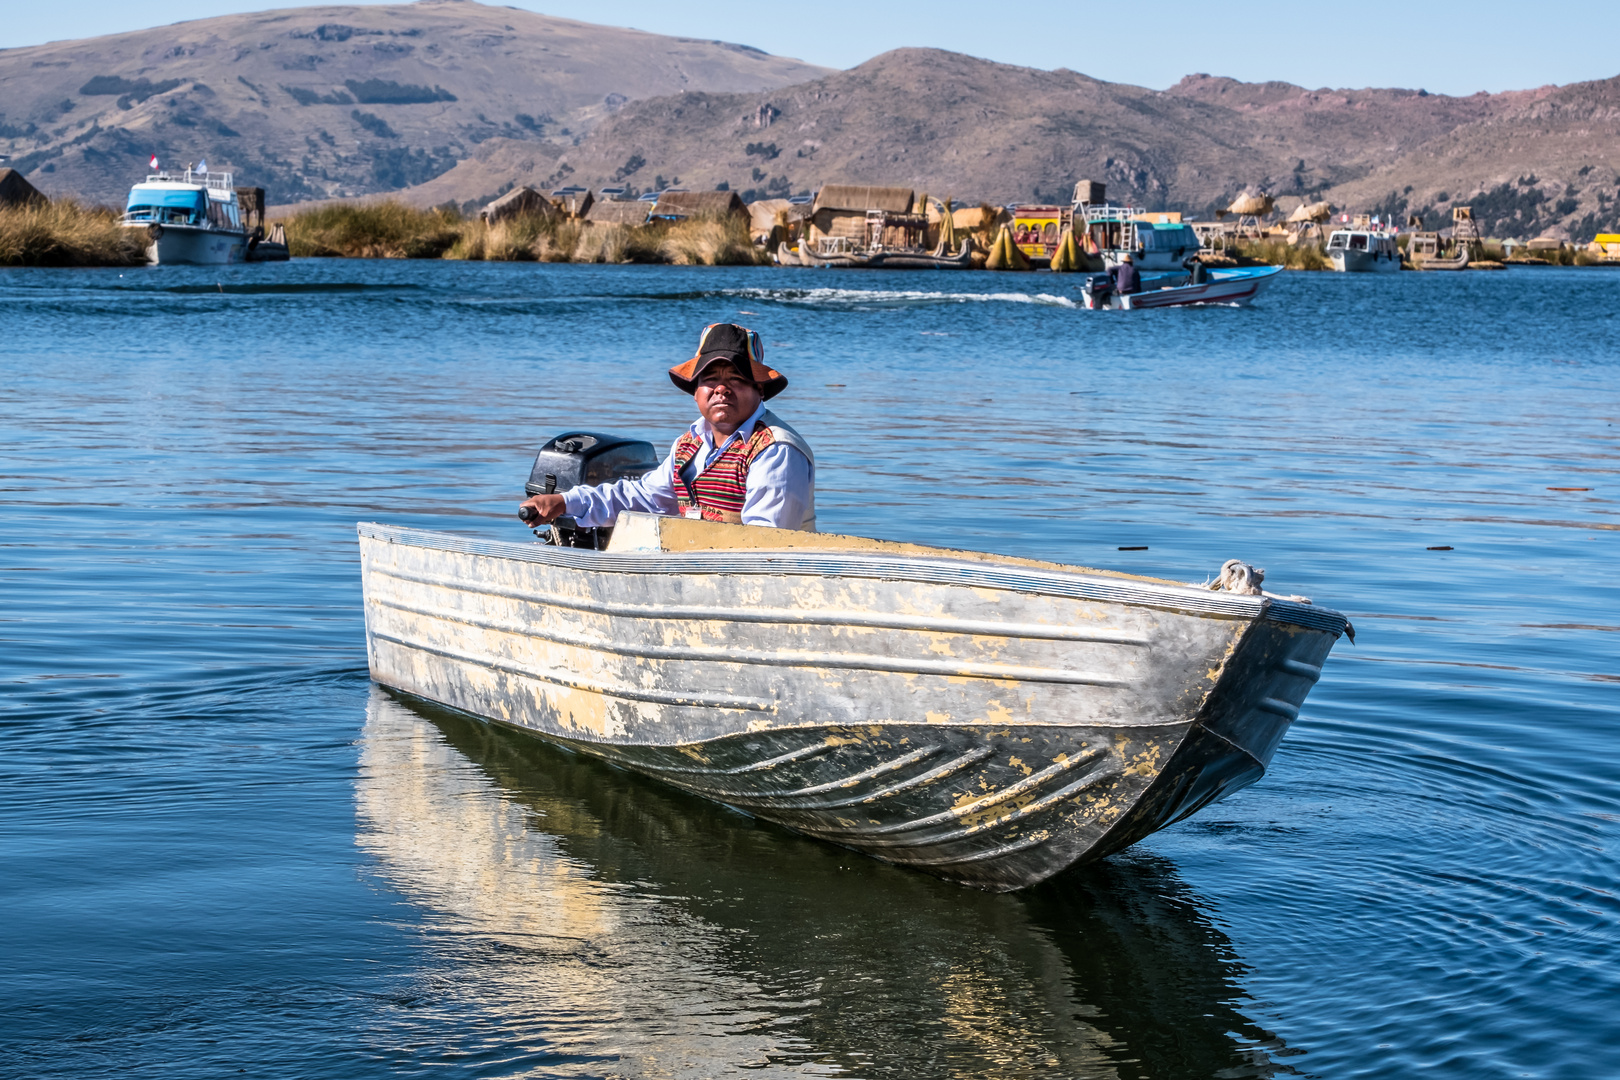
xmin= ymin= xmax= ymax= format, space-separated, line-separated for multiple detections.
xmin=605 ymin=512 xmax=1176 ymax=584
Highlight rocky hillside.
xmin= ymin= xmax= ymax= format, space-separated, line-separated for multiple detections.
xmin=1316 ymin=75 xmax=1620 ymax=240
xmin=0 ymin=0 xmax=830 ymax=205
xmin=401 ymin=50 xmax=1620 ymax=239
xmin=7 ymin=2 xmax=1617 ymax=240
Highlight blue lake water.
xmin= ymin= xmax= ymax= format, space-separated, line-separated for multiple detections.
xmin=2 ymin=260 xmax=1616 ymax=1079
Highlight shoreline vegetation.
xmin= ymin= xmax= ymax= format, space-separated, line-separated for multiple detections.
xmin=1 ymin=198 xmax=1608 ymax=269
xmin=0 ymin=200 xmax=147 ymax=267
xmin=287 ymin=202 xmax=767 ymax=265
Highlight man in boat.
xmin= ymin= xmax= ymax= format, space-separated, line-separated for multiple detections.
xmin=518 ymin=322 xmax=816 ymax=530
xmin=1110 ymin=252 xmax=1141 ymax=296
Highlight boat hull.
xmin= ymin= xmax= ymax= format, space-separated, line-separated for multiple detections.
xmin=357 ymin=520 xmax=1345 ymax=890
xmin=245 ymin=240 xmax=290 ymax=262
xmin=128 ymin=223 xmax=247 ymax=265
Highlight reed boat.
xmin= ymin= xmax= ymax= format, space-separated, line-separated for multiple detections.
xmin=358 ymin=509 xmax=1347 ymax=891
xmin=777 ymin=239 xmax=975 ymax=270
xmin=1415 ymin=250 xmax=1470 ymax=271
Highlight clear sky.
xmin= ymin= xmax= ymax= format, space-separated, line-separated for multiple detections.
xmin=5 ymin=0 xmax=1616 ymax=98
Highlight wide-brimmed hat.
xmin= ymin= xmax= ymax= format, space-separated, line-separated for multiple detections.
xmin=667 ymin=322 xmax=788 ymax=400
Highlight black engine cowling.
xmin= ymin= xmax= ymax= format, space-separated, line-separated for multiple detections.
xmin=525 ymin=432 xmax=660 ymax=548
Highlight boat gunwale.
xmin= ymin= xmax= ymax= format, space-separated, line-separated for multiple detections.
xmin=358 ymin=523 xmax=1348 ymax=636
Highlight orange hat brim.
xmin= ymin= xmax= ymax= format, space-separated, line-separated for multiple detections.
xmin=668 ymin=354 xmax=788 ymax=400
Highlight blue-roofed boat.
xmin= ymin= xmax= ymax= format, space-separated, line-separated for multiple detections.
xmin=121 ymin=167 xmax=247 ymax=265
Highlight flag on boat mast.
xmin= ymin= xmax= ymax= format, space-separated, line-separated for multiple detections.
xmin=149 ymin=154 xmax=158 ymax=170
xmin=197 ymin=158 xmax=207 ymax=173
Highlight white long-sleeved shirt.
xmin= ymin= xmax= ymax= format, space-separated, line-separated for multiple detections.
xmin=562 ymin=402 xmax=813 ymax=529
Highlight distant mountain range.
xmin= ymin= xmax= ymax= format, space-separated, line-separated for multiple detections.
xmin=0 ymin=0 xmax=829 ymax=205
xmin=4 ymin=1 xmax=1617 ymax=239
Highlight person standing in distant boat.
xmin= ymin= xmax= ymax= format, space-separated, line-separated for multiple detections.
xmin=1111 ymin=252 xmax=1141 ymax=296
xmin=518 ymin=322 xmax=816 ymax=531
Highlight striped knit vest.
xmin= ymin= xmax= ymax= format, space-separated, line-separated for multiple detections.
xmin=671 ymin=423 xmax=777 ymax=525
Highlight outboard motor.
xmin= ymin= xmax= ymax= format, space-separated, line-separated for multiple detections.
xmin=521 ymin=432 xmax=660 ymax=549
xmin=1080 ymin=272 xmax=1114 ymax=309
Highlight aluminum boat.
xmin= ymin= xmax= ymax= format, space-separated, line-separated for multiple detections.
xmin=358 ymin=510 xmax=1347 ymax=891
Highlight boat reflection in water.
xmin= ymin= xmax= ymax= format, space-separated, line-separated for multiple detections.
xmin=357 ymin=687 xmax=1297 ymax=1078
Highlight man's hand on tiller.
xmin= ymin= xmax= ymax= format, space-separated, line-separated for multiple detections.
xmin=518 ymin=493 xmax=567 ymax=525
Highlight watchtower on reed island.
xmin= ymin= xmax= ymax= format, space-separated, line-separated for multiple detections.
xmin=583 ymin=199 xmax=651 ymax=227
xmin=1451 ymin=206 xmax=1482 ymax=254
xmin=1217 ymin=190 xmax=1275 ymax=240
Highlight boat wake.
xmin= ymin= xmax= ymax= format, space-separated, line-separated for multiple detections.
xmin=630 ymin=286 xmax=1080 ymax=309
xmin=153 ymin=282 xmax=425 ymax=295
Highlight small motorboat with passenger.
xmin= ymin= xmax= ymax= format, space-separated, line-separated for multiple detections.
xmin=357 ymin=433 xmax=1347 ymax=891
xmin=1080 ymin=265 xmax=1282 ymax=310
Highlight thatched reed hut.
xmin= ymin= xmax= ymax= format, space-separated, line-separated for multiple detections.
xmin=583 ymin=200 xmax=651 ymax=227
xmin=652 ymin=191 xmax=747 ymax=221
xmin=481 ymin=186 xmax=554 ymax=225
xmin=747 ymin=198 xmax=811 ymax=251
xmin=747 ymin=198 xmax=795 ymax=240
xmin=807 ymin=185 xmax=914 ymax=245
xmin=549 ymin=188 xmax=594 ymax=218
xmin=0 ymin=168 xmax=46 ymax=208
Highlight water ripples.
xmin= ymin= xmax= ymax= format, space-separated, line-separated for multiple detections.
xmin=1 ymin=260 xmax=1616 ymax=1078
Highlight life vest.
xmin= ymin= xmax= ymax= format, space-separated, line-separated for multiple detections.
xmin=671 ymin=409 xmax=816 ymax=531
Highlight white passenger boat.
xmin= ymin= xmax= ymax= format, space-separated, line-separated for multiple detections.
xmin=359 ymin=447 xmax=1347 ymax=890
xmin=122 ymin=167 xmax=247 ymax=265
xmin=1327 ymin=227 xmax=1402 ymax=272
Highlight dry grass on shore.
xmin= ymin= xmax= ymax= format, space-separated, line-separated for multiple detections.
xmin=1227 ymin=239 xmax=1333 ymax=270
xmin=1497 ymin=243 xmax=1597 ymax=266
xmin=0 ymin=200 xmax=148 ymax=267
xmin=287 ymin=202 xmax=465 ymax=259
xmin=286 ymin=200 xmax=766 ymax=265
